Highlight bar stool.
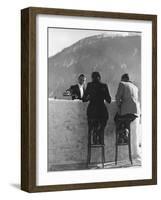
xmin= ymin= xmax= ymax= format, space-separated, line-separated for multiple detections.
xmin=87 ymin=119 xmax=105 ymax=168
xmin=114 ymin=113 xmax=137 ymax=165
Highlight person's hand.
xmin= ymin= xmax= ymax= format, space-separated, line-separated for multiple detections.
xmin=73 ymin=94 xmax=78 ymax=99
xmin=63 ymin=90 xmax=71 ymax=96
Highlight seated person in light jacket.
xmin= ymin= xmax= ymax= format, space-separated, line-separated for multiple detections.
xmin=115 ymin=73 xmax=140 ymax=116
xmin=115 ymin=73 xmax=141 ymax=160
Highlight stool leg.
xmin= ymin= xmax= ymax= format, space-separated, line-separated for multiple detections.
xmin=87 ymin=144 xmax=91 ymax=167
xmin=102 ymin=146 xmax=105 ymax=168
xmin=128 ymin=133 xmax=133 ymax=165
xmin=115 ymin=132 xmax=118 ymax=165
xmin=87 ymin=127 xmax=92 ymax=168
xmin=115 ymin=143 xmax=118 ymax=165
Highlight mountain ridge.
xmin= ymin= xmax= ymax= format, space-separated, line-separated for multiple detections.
xmin=48 ymin=34 xmax=141 ymax=100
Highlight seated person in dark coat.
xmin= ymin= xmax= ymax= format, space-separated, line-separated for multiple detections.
xmin=63 ymin=74 xmax=86 ymax=100
xmin=83 ymin=72 xmax=111 ymax=144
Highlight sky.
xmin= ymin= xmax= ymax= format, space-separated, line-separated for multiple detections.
xmin=48 ymin=28 xmax=140 ymax=57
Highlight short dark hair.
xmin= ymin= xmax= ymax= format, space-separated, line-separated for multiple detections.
xmin=92 ymin=71 xmax=101 ymax=82
xmin=78 ymin=74 xmax=85 ymax=79
xmin=121 ymin=73 xmax=130 ymax=81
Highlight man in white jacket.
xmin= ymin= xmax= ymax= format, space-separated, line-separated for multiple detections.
xmin=115 ymin=73 xmax=141 ymax=162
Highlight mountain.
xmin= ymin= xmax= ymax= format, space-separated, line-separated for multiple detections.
xmin=48 ymin=34 xmax=141 ymax=100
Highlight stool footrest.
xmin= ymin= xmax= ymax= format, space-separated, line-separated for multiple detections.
xmin=90 ymin=144 xmax=105 ymax=147
xmin=116 ymin=143 xmax=128 ymax=146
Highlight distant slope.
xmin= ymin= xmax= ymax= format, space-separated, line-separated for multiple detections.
xmin=48 ymin=34 xmax=141 ymax=100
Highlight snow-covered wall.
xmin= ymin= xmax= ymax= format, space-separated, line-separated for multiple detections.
xmin=48 ymin=99 xmax=139 ymax=170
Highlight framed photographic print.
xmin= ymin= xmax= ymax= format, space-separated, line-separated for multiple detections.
xmin=21 ymin=7 xmax=157 ymax=192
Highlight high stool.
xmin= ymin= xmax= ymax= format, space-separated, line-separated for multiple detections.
xmin=114 ymin=113 xmax=137 ymax=165
xmin=87 ymin=119 xmax=105 ymax=168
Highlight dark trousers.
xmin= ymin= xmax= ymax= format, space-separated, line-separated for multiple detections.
xmin=88 ymin=119 xmax=107 ymax=144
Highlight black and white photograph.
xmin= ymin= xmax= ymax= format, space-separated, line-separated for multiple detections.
xmin=21 ymin=7 xmax=157 ymax=192
xmin=47 ymin=27 xmax=142 ymax=172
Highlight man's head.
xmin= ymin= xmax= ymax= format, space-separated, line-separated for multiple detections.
xmin=78 ymin=74 xmax=86 ymax=85
xmin=91 ymin=71 xmax=101 ymax=82
xmin=121 ymin=73 xmax=130 ymax=82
